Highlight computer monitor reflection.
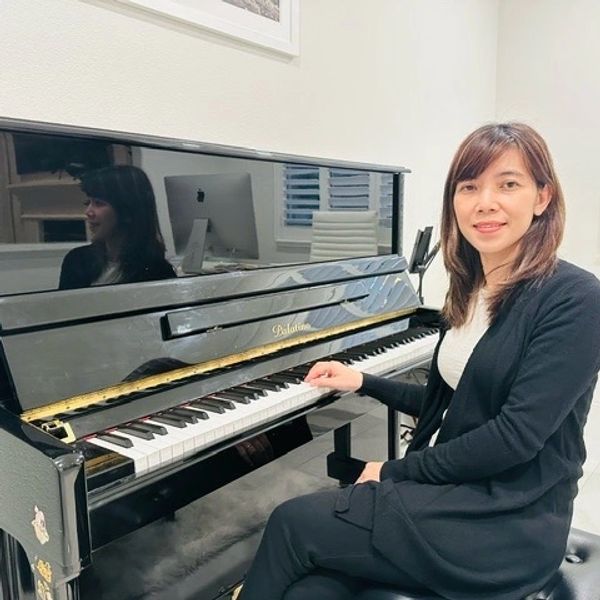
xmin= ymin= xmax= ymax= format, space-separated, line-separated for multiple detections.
xmin=165 ymin=173 xmax=259 ymax=273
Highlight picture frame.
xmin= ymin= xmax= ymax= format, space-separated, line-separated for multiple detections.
xmin=111 ymin=0 xmax=299 ymax=56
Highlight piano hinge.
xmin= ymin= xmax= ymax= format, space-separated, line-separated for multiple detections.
xmin=40 ymin=420 xmax=76 ymax=444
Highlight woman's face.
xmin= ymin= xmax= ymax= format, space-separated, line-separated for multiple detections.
xmin=452 ymin=148 xmax=551 ymax=272
xmin=84 ymin=198 xmax=119 ymax=243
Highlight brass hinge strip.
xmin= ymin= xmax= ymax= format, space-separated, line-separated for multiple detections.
xmin=21 ymin=307 xmax=414 ymax=424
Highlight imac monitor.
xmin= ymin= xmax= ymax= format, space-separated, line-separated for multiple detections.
xmin=408 ymin=226 xmax=433 ymax=273
xmin=180 ymin=218 xmax=208 ymax=274
xmin=165 ymin=173 xmax=258 ymax=265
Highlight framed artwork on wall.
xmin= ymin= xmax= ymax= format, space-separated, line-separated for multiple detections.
xmin=110 ymin=0 xmax=300 ymax=56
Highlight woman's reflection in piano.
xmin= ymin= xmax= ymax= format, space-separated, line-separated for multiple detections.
xmin=58 ymin=165 xmax=176 ymax=289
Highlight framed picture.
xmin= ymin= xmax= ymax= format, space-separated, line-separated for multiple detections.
xmin=112 ymin=0 xmax=299 ymax=56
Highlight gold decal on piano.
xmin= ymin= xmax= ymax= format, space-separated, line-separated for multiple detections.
xmin=35 ymin=558 xmax=53 ymax=584
xmin=31 ymin=506 xmax=49 ymax=545
xmin=36 ymin=579 xmax=53 ymax=600
xmin=21 ymin=307 xmax=415 ymax=426
xmin=272 ymin=322 xmax=311 ymax=338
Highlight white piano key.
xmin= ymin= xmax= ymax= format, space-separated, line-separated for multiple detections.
xmin=87 ymin=435 xmax=150 ymax=474
xmin=91 ymin=330 xmax=439 ymax=477
xmin=111 ymin=430 xmax=168 ymax=470
xmin=144 ymin=418 xmax=189 ymax=460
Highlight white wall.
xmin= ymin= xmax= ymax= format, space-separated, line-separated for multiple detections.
xmin=497 ymin=0 xmax=600 ymax=270
xmin=0 ymin=0 xmax=499 ymax=304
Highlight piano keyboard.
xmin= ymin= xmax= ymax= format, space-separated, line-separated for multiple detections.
xmin=85 ymin=327 xmax=438 ymax=477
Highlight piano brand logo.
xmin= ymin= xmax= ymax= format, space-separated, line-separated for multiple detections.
xmin=272 ymin=322 xmax=312 ymax=338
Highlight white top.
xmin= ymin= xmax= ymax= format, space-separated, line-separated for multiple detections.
xmin=429 ymin=291 xmax=490 ymax=446
xmin=437 ymin=291 xmax=490 ymax=390
xmin=93 ymin=261 xmax=123 ymax=286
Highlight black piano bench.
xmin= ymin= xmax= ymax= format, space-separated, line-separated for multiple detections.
xmin=316 ymin=528 xmax=600 ymax=600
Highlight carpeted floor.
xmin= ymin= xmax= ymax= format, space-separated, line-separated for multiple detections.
xmin=79 ymin=459 xmax=335 ymax=600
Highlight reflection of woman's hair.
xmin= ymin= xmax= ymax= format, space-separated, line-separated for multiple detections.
xmin=80 ymin=165 xmax=168 ymax=282
xmin=123 ymin=357 xmax=190 ymax=382
xmin=441 ymin=122 xmax=566 ymax=327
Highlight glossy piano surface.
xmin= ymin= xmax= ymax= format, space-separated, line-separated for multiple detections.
xmin=2 ymin=256 xmax=417 ymax=413
xmin=0 ymin=118 xmax=437 ymax=600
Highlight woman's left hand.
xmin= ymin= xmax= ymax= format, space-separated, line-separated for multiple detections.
xmin=355 ymin=461 xmax=383 ymax=484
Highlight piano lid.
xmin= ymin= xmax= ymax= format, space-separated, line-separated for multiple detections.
xmin=0 ymin=256 xmax=419 ymax=415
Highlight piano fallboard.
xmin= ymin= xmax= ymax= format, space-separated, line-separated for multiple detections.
xmin=2 ymin=256 xmax=416 ymax=414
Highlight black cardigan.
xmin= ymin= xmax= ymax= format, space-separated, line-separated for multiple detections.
xmin=58 ymin=244 xmax=176 ymax=289
xmin=337 ymin=260 xmax=600 ymax=600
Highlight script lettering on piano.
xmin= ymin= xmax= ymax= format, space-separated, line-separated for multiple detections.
xmin=272 ymin=322 xmax=312 ymax=337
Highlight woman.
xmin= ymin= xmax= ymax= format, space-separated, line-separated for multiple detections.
xmin=59 ymin=165 xmax=175 ymax=289
xmin=237 ymin=123 xmax=600 ymax=600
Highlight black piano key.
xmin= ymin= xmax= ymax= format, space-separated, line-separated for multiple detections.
xmin=220 ymin=388 xmax=259 ymax=401
xmin=188 ymin=399 xmax=226 ymax=414
xmin=168 ymin=408 xmax=199 ymax=423
xmin=328 ymin=354 xmax=357 ymax=364
xmin=96 ymin=432 xmax=134 ymax=449
xmin=135 ymin=420 xmax=168 ymax=435
xmin=340 ymin=351 xmax=369 ymax=360
xmin=193 ymin=397 xmax=234 ymax=411
xmin=287 ymin=366 xmax=311 ymax=377
xmin=255 ymin=378 xmax=286 ymax=391
xmin=191 ymin=409 xmax=209 ymax=420
xmin=236 ymin=384 xmax=268 ymax=397
xmin=269 ymin=373 xmax=302 ymax=385
xmin=210 ymin=391 xmax=252 ymax=404
xmin=281 ymin=371 xmax=305 ymax=383
xmin=335 ymin=357 xmax=355 ymax=365
xmin=151 ymin=414 xmax=188 ymax=428
xmin=118 ymin=426 xmax=154 ymax=440
xmin=370 ymin=346 xmax=387 ymax=355
xmin=177 ymin=406 xmax=210 ymax=420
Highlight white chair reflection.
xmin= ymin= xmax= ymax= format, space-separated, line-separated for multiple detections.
xmin=309 ymin=210 xmax=379 ymax=262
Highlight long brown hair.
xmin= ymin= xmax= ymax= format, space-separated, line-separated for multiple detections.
xmin=80 ymin=165 xmax=168 ymax=281
xmin=441 ymin=123 xmax=565 ymax=327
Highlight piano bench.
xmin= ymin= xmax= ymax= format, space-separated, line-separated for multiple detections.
xmin=301 ymin=528 xmax=600 ymax=600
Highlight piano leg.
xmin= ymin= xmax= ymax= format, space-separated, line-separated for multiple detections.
xmin=326 ymin=424 xmax=365 ymax=485
xmin=387 ymin=406 xmax=399 ymax=460
xmin=1 ymin=531 xmax=33 ymax=600
xmin=32 ymin=570 xmax=80 ymax=600
xmin=0 ymin=531 xmax=80 ymax=600
xmin=1 ymin=531 xmax=15 ymax=599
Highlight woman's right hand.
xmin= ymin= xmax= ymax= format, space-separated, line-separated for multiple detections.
xmin=304 ymin=360 xmax=363 ymax=392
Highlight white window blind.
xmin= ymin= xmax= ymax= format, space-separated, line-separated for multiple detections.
xmin=379 ymin=173 xmax=394 ymax=227
xmin=282 ymin=166 xmax=395 ymax=229
xmin=282 ymin=165 xmax=320 ymax=227
xmin=327 ymin=169 xmax=370 ymax=211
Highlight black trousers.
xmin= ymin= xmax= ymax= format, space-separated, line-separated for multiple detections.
xmin=238 ymin=488 xmax=428 ymax=600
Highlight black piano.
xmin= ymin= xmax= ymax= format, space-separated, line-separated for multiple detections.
xmin=0 ymin=118 xmax=439 ymax=600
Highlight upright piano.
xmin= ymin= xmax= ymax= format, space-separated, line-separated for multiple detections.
xmin=0 ymin=118 xmax=439 ymax=600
